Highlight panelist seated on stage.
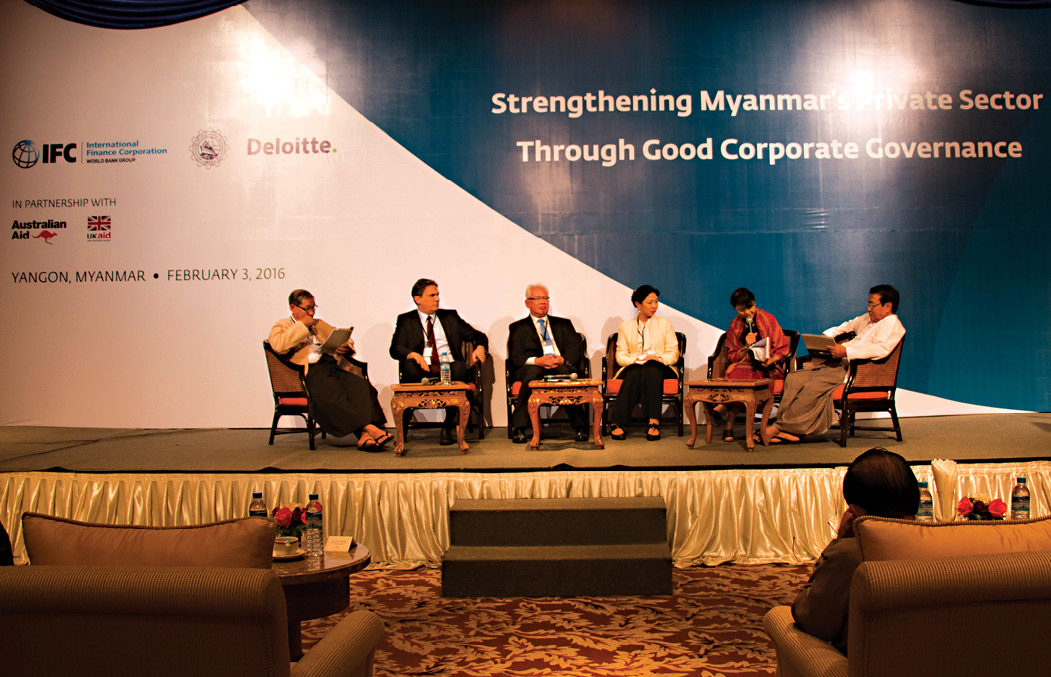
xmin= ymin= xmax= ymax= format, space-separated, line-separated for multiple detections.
xmin=712 ymin=287 xmax=791 ymax=442
xmin=608 ymin=284 xmax=680 ymax=442
xmin=268 ymin=289 xmax=390 ymax=451
xmin=507 ymin=283 xmax=589 ymax=444
xmin=389 ymin=278 xmax=489 ymax=445
xmin=763 ymin=284 xmax=905 ymax=444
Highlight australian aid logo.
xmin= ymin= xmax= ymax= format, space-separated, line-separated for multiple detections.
xmin=11 ymin=218 xmax=66 ymax=242
xmin=87 ymin=215 xmax=112 ymax=242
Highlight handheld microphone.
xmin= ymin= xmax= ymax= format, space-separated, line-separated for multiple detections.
xmin=421 ymin=377 xmax=432 ymax=385
xmin=744 ymin=317 xmax=756 ymax=334
xmin=570 ymin=373 xmax=578 ymax=380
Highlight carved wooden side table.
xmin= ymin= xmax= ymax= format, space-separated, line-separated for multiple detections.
xmin=684 ymin=379 xmax=774 ymax=451
xmin=526 ymin=378 xmax=605 ymax=450
xmin=390 ymin=382 xmax=471 ymax=456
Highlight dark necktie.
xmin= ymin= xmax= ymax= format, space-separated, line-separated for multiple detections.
xmin=427 ymin=316 xmax=439 ymax=373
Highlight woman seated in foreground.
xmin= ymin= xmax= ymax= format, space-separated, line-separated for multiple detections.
xmin=791 ymin=447 xmax=919 ymax=655
xmin=608 ymin=285 xmax=681 ymax=441
xmin=711 ymin=287 xmax=789 ymax=441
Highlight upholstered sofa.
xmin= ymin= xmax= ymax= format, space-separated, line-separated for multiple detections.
xmin=6 ymin=513 xmax=384 ymax=676
xmin=1 ymin=565 xmax=384 ymax=677
xmin=765 ymin=516 xmax=1051 ymax=677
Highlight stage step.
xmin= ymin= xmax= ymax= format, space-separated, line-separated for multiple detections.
xmin=442 ymin=497 xmax=672 ymax=597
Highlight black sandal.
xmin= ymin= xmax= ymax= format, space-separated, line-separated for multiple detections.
xmin=646 ymin=425 xmax=661 ymax=441
xmin=722 ymin=428 xmax=735 ymax=442
xmin=610 ymin=426 xmax=626 ymax=441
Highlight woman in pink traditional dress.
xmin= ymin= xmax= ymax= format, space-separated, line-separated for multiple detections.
xmin=713 ymin=288 xmax=790 ymax=441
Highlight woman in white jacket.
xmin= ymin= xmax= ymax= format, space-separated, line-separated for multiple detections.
xmin=608 ymin=285 xmax=680 ymax=441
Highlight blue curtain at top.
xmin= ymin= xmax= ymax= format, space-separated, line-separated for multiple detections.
xmin=26 ymin=0 xmax=246 ymax=29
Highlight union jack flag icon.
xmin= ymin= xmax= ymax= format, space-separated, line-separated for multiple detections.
xmin=87 ymin=216 xmax=111 ymax=232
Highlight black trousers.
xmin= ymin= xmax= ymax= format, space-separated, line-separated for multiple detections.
xmin=511 ymin=363 xmax=587 ymax=430
xmin=608 ymin=361 xmax=675 ymax=426
xmin=304 ymin=357 xmax=386 ymax=438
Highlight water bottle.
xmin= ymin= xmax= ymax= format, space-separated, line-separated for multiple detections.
xmin=439 ymin=351 xmax=452 ymax=384
xmin=1011 ymin=477 xmax=1031 ymax=521
xmin=248 ymin=491 xmax=268 ymax=518
xmin=304 ymin=493 xmax=324 ymax=556
xmin=916 ymin=481 xmax=934 ymax=522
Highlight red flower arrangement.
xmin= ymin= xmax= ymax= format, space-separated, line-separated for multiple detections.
xmin=956 ymin=495 xmax=1007 ymax=521
xmin=272 ymin=503 xmax=307 ymax=537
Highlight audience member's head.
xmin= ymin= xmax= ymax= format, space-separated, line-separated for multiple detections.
xmin=842 ymin=447 xmax=919 ymax=519
xmin=868 ymin=284 xmax=899 ymax=313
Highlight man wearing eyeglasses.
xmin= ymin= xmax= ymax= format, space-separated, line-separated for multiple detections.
xmin=763 ymin=284 xmax=905 ymax=444
xmin=507 ymin=283 xmax=589 ymax=444
xmin=389 ymin=278 xmax=489 ymax=445
xmin=269 ymin=289 xmax=389 ymax=450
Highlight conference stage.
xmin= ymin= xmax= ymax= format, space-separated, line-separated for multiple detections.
xmin=2 ymin=413 xmax=1048 ymax=568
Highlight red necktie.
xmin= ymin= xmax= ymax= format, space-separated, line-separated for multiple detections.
xmin=427 ymin=316 xmax=439 ymax=373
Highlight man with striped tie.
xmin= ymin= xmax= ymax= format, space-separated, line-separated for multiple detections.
xmin=507 ymin=283 xmax=588 ymax=444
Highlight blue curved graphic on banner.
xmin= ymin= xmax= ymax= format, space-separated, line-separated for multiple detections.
xmin=246 ymin=0 xmax=1051 ymax=412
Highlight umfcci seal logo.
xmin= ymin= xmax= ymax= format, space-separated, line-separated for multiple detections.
xmin=189 ymin=129 xmax=228 ymax=168
xmin=12 ymin=140 xmax=40 ymax=168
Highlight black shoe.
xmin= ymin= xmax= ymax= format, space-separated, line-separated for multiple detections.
xmin=512 ymin=428 xmax=528 ymax=444
xmin=574 ymin=429 xmax=589 ymax=442
xmin=439 ymin=427 xmax=455 ymax=446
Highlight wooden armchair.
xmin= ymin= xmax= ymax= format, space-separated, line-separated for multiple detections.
xmin=601 ymin=331 xmax=686 ymax=436
xmin=831 ymin=337 xmax=904 ymax=447
xmin=264 ymin=340 xmax=324 ymax=450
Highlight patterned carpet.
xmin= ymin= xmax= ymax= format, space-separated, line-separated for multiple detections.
xmin=301 ymin=563 xmax=811 ymax=676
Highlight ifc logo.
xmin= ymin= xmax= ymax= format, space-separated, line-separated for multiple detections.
xmin=12 ymin=140 xmax=39 ymax=169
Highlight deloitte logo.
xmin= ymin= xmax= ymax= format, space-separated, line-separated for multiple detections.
xmin=12 ymin=140 xmax=39 ymax=168
xmin=11 ymin=139 xmax=77 ymax=168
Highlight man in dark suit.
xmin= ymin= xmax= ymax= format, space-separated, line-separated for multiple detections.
xmin=507 ymin=283 xmax=588 ymax=444
xmin=390 ymin=278 xmax=489 ymax=444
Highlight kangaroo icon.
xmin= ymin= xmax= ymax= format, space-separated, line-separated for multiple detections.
xmin=34 ymin=230 xmax=58 ymax=244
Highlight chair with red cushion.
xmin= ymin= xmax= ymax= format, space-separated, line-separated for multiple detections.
xmin=601 ymin=332 xmax=686 ymax=436
xmin=504 ymin=332 xmax=589 ymax=438
xmin=832 ymin=337 xmax=905 ymax=447
xmin=263 ymin=340 xmax=324 ymax=450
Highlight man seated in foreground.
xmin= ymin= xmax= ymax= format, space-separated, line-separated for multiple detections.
xmin=764 ymin=284 xmax=905 ymax=443
xmin=389 ymin=278 xmax=489 ymax=445
xmin=507 ymin=283 xmax=589 ymax=443
xmin=791 ymin=447 xmax=919 ymax=654
xmin=269 ymin=289 xmax=390 ymax=450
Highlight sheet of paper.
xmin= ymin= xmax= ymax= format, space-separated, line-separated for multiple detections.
xmin=320 ymin=326 xmax=353 ymax=354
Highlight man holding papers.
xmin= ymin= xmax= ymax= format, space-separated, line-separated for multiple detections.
xmin=269 ymin=289 xmax=390 ymax=450
xmin=763 ymin=285 xmax=905 ymax=444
